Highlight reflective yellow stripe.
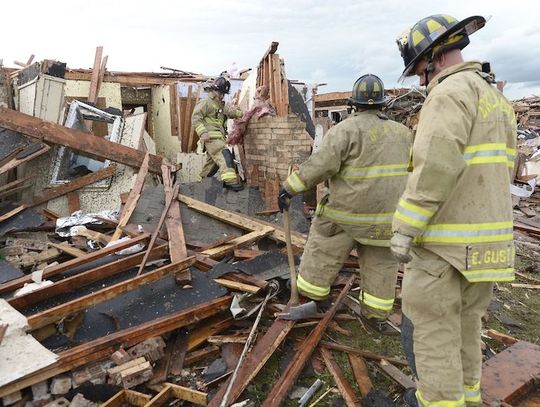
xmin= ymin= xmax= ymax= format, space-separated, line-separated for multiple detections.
xmin=339 ymin=163 xmax=409 ymax=180
xmin=462 ymin=268 xmax=514 ymax=282
xmin=195 ymin=124 xmax=207 ymax=135
xmin=286 ymin=173 xmax=307 ymax=193
xmin=361 ymin=291 xmax=394 ymax=311
xmin=464 ymin=382 xmax=481 ymax=403
xmin=464 ymin=143 xmax=515 ymax=167
xmin=205 ymin=118 xmax=223 ymax=126
xmin=208 ymin=131 xmax=225 ymax=139
xmin=318 ymin=204 xmax=393 ymax=225
xmin=418 ymin=221 xmax=513 ymax=244
xmin=297 ymin=275 xmax=330 ymax=299
xmin=416 ymin=389 xmax=466 ymax=407
xmin=394 ymin=198 xmax=434 ymax=229
xmin=220 ymin=170 xmax=237 ymax=182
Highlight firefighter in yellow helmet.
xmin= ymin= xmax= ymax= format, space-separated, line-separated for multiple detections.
xmin=392 ymin=14 xmax=516 ymax=407
xmin=278 ymin=74 xmax=412 ymax=334
xmin=192 ymin=76 xmax=244 ymax=191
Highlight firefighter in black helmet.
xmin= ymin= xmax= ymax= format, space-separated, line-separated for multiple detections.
xmin=192 ymin=76 xmax=244 ymax=191
xmin=278 ymin=74 xmax=411 ymax=334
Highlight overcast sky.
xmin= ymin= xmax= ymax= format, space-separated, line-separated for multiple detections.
xmin=3 ymin=0 xmax=539 ymax=100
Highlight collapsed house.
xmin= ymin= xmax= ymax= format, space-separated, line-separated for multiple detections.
xmin=0 ymin=43 xmax=540 ymax=407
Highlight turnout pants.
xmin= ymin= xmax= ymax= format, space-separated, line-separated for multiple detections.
xmin=297 ymin=215 xmax=398 ymax=319
xmin=200 ymin=139 xmax=238 ymax=185
xmin=402 ymin=247 xmax=493 ymax=407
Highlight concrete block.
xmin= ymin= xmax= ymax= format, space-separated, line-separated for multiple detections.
xmin=2 ymin=390 xmax=22 ymax=406
xmin=69 ymin=394 xmax=98 ymax=407
xmin=43 ymin=398 xmax=70 ymax=407
xmin=50 ymin=375 xmax=72 ymax=395
xmin=31 ymin=380 xmax=49 ymax=400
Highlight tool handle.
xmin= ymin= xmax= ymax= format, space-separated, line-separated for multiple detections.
xmin=284 ymin=205 xmax=299 ymax=306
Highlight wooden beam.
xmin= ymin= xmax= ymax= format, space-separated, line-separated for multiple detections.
xmin=88 ymin=46 xmax=104 ymax=104
xmin=187 ymin=317 xmax=234 ymax=351
xmin=261 ymin=275 xmax=355 ymax=407
xmin=66 ymin=191 xmax=80 ymax=214
xmin=182 ymin=85 xmax=193 ymax=153
xmin=9 ymin=244 xmax=168 ymax=310
xmin=162 ymin=165 xmax=187 ymax=261
xmin=111 ymin=153 xmax=150 ymax=241
xmin=207 ymin=318 xmax=295 ymax=407
xmin=178 ymin=195 xmax=306 ymax=247
xmin=377 ymin=359 xmax=416 ymax=389
xmin=184 ymin=345 xmax=221 ymax=366
xmin=27 ymin=256 xmax=196 ymax=330
xmin=320 ymin=341 xmax=408 ymax=368
xmin=213 ymin=279 xmax=260 ymax=294
xmin=167 ymin=383 xmax=208 ymax=406
xmin=0 ymin=296 xmax=232 ymax=397
xmin=320 ymin=347 xmax=361 ymax=406
xmin=348 ymin=355 xmax=373 ymax=397
xmin=102 ymin=389 xmax=152 ymax=407
xmin=485 ymin=329 xmax=518 ymax=346
xmin=0 ymin=234 xmax=149 ymax=295
xmin=0 ymin=107 xmax=163 ymax=173
xmin=0 ymin=144 xmax=50 ymax=176
xmin=187 ymin=87 xmax=201 ymax=152
xmin=201 ymin=227 xmax=274 ymax=259
xmin=137 ymin=183 xmax=180 ymax=276
xmin=49 ymin=242 xmax=86 ymax=258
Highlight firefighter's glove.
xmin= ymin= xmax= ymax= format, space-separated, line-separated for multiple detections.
xmin=390 ymin=232 xmax=413 ymax=263
xmin=200 ymin=132 xmax=210 ymax=142
xmin=277 ymin=189 xmax=292 ymax=213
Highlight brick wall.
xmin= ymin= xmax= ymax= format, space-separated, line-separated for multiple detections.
xmin=244 ymin=115 xmax=313 ymax=192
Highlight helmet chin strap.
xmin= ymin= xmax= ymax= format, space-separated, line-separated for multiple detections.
xmin=423 ymin=55 xmax=435 ymax=86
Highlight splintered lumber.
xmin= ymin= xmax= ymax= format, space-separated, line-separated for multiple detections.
xmin=27 ymin=256 xmax=195 ymax=330
xmin=0 ymin=296 xmax=232 ymax=397
xmin=66 ymin=191 xmax=81 ymax=213
xmin=511 ymin=283 xmax=540 ymax=289
xmin=207 ymin=319 xmax=295 ymax=407
xmin=112 ymin=153 xmax=150 ymax=241
xmin=485 ymin=329 xmax=518 ymax=346
xmin=261 ymin=275 xmax=355 ymax=407
xmin=146 ymin=383 xmax=207 ymax=406
xmin=162 ymin=164 xmax=187 ymax=262
xmin=137 ymin=183 xmax=180 ymax=276
xmin=184 ymin=345 xmax=221 ymax=366
xmin=320 ymin=347 xmax=361 ymax=407
xmin=377 ymin=359 xmax=416 ymax=389
xmin=102 ymin=389 xmax=152 ymax=407
xmin=88 ymin=46 xmax=104 ymax=104
xmin=187 ymin=317 xmax=234 ymax=351
xmin=0 ymin=107 xmax=163 ymax=173
xmin=348 ymin=355 xmax=373 ymax=397
xmin=320 ymin=342 xmax=408 ymax=368
xmin=213 ymin=279 xmax=260 ymax=294
xmin=49 ymin=242 xmax=86 ymax=258
xmin=0 ymin=234 xmax=149 ymax=295
xmin=178 ymin=195 xmax=306 ymax=247
xmin=0 ymin=143 xmax=50 ymax=175
xmin=9 ymin=244 xmax=168 ymax=310
xmin=201 ymin=227 xmax=274 ymax=259
xmin=0 ymin=165 xmax=116 ymax=224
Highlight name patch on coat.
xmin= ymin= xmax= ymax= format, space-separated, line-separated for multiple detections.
xmin=465 ymin=243 xmax=514 ymax=270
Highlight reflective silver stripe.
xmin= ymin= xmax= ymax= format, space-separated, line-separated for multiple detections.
xmin=463 ymin=149 xmax=506 ymax=160
xmin=340 ymin=165 xmax=408 ymax=179
xmin=319 ymin=205 xmax=392 ymax=225
xmin=395 ymin=206 xmax=430 ymax=223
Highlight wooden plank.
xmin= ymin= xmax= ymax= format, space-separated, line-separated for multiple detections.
xmin=66 ymin=191 xmax=80 ymax=214
xmin=88 ymin=46 xmax=104 ymax=104
xmin=0 ymin=175 xmax=32 ymax=195
xmin=348 ymin=355 xmax=373 ymax=397
xmin=102 ymin=389 xmax=152 ymax=407
xmin=178 ymin=195 xmax=306 ymax=247
xmin=9 ymin=244 xmax=168 ymax=310
xmin=166 ymin=382 xmax=208 ymax=406
xmin=27 ymin=256 xmax=195 ymax=330
xmin=377 ymin=359 xmax=416 ymax=389
xmin=137 ymin=183 xmax=180 ymax=276
xmin=112 ymin=153 xmax=150 ymax=241
xmin=233 ymin=249 xmax=264 ymax=260
xmin=261 ymin=275 xmax=355 ymax=407
xmin=213 ymin=279 xmax=260 ymax=294
xmin=32 ymin=165 xmax=116 ymax=207
xmin=0 ymin=144 xmax=50 ymax=176
xmin=182 ymin=85 xmax=193 ymax=153
xmin=96 ymin=55 xmax=108 ymax=99
xmin=201 ymin=227 xmax=274 ymax=259
xmin=320 ymin=347 xmax=360 ymax=406
xmin=0 ymin=296 xmax=232 ymax=398
xmin=49 ymin=242 xmax=86 ymax=258
xmin=320 ymin=341 xmax=408 ymax=367
xmin=187 ymin=317 xmax=234 ymax=351
xmin=162 ymin=164 xmax=187 ymax=261
xmin=511 ymin=283 xmax=540 ymax=289
xmin=485 ymin=329 xmax=518 ymax=346
xmin=0 ymin=107 xmax=163 ymax=173
xmin=0 ymin=234 xmax=149 ymax=295
xmin=169 ymin=85 xmax=179 ymax=142
xmin=207 ymin=318 xmax=295 ymax=407
xmin=187 ymin=87 xmax=201 ymax=152
xmin=145 ymin=385 xmax=172 ymax=407
xmin=515 ymin=271 xmax=540 ymax=284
